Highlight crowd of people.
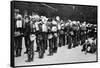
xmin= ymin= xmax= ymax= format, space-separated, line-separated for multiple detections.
xmin=13 ymin=9 xmax=97 ymax=62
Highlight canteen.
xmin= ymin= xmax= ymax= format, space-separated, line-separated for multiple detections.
xmin=48 ymin=34 xmax=53 ymax=39
xmin=51 ymin=26 xmax=57 ymax=32
xmin=54 ymin=33 xmax=58 ymax=37
xmin=14 ymin=31 xmax=21 ymax=37
xmin=30 ymin=34 xmax=36 ymax=41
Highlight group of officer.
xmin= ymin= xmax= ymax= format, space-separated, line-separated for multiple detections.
xmin=14 ymin=9 xmax=97 ymax=62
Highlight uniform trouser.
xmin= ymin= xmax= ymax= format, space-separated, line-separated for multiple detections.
xmin=59 ymin=34 xmax=65 ymax=47
xmin=80 ymin=32 xmax=86 ymax=45
xmin=52 ymin=36 xmax=58 ymax=53
xmin=27 ymin=40 xmax=34 ymax=61
xmin=25 ymin=36 xmax=29 ymax=52
xmin=48 ymin=39 xmax=53 ymax=54
xmin=36 ymin=38 xmax=40 ymax=51
xmin=94 ymin=32 xmax=97 ymax=39
xmin=38 ymin=39 xmax=45 ymax=58
xmin=68 ymin=35 xmax=72 ymax=49
xmin=42 ymin=32 xmax=48 ymax=50
xmin=77 ymin=32 xmax=81 ymax=43
xmin=65 ymin=33 xmax=68 ymax=45
xmin=66 ymin=33 xmax=70 ymax=45
xmin=14 ymin=36 xmax=22 ymax=56
xmin=72 ymin=35 xmax=78 ymax=47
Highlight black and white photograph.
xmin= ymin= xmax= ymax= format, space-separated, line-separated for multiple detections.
xmin=10 ymin=1 xmax=98 ymax=67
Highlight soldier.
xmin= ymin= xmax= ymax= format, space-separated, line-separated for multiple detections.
xmin=14 ymin=9 xmax=23 ymax=57
xmin=41 ymin=16 xmax=48 ymax=50
xmin=47 ymin=18 xmax=54 ymax=56
xmin=25 ymin=17 xmax=36 ymax=62
xmin=64 ymin=21 xmax=70 ymax=45
xmin=51 ymin=19 xmax=58 ymax=53
xmin=93 ymin=24 xmax=97 ymax=39
xmin=68 ymin=21 xmax=74 ymax=49
xmin=59 ymin=21 xmax=65 ymax=47
xmin=35 ymin=19 xmax=40 ymax=52
xmin=80 ymin=22 xmax=87 ymax=45
xmin=71 ymin=21 xmax=79 ymax=48
xmin=32 ymin=14 xmax=41 ymax=52
xmin=24 ymin=16 xmax=30 ymax=54
xmin=76 ymin=21 xmax=81 ymax=44
xmin=37 ymin=19 xmax=45 ymax=58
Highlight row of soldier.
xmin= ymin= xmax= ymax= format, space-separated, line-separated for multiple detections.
xmin=14 ymin=10 xmax=97 ymax=62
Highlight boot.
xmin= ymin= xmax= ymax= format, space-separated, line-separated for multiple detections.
xmin=25 ymin=59 xmax=31 ymax=62
xmin=25 ymin=54 xmax=32 ymax=62
xmin=15 ymin=49 xmax=19 ymax=57
xmin=35 ymin=47 xmax=39 ymax=52
xmin=24 ymin=49 xmax=28 ymax=54
xmin=39 ymin=51 xmax=44 ymax=59
xmin=47 ymin=53 xmax=53 ymax=56
xmin=17 ymin=49 xmax=21 ymax=57
xmin=68 ymin=44 xmax=72 ymax=49
xmin=53 ymin=47 xmax=57 ymax=53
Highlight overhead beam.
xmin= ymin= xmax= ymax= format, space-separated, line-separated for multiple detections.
xmin=42 ymin=3 xmax=58 ymax=11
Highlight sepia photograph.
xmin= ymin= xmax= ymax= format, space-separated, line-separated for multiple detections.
xmin=10 ymin=1 xmax=98 ymax=67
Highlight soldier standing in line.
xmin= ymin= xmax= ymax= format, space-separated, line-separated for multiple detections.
xmin=41 ymin=16 xmax=48 ymax=50
xmin=68 ymin=21 xmax=74 ymax=49
xmin=56 ymin=16 xmax=61 ymax=47
xmin=64 ymin=21 xmax=70 ymax=45
xmin=25 ymin=17 xmax=36 ymax=62
xmin=51 ymin=19 xmax=58 ymax=53
xmin=76 ymin=21 xmax=81 ymax=45
xmin=59 ymin=21 xmax=65 ymax=47
xmin=14 ymin=9 xmax=23 ymax=57
xmin=24 ymin=16 xmax=30 ymax=54
xmin=35 ymin=19 xmax=40 ymax=52
xmin=71 ymin=21 xmax=78 ymax=48
xmin=80 ymin=22 xmax=87 ymax=45
xmin=37 ymin=19 xmax=45 ymax=58
xmin=47 ymin=18 xmax=54 ymax=56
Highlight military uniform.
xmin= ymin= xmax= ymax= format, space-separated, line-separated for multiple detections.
xmin=42 ymin=22 xmax=48 ymax=50
xmin=47 ymin=21 xmax=53 ymax=56
xmin=52 ymin=24 xmax=58 ymax=53
xmin=14 ymin=14 xmax=23 ymax=57
xmin=59 ymin=23 xmax=65 ymax=47
xmin=71 ymin=23 xmax=79 ymax=48
xmin=68 ymin=27 xmax=73 ymax=49
xmin=25 ymin=20 xmax=36 ymax=62
xmin=37 ymin=22 xmax=45 ymax=58
xmin=64 ymin=22 xmax=70 ymax=45
xmin=80 ymin=24 xmax=87 ymax=45
xmin=24 ymin=17 xmax=30 ymax=54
